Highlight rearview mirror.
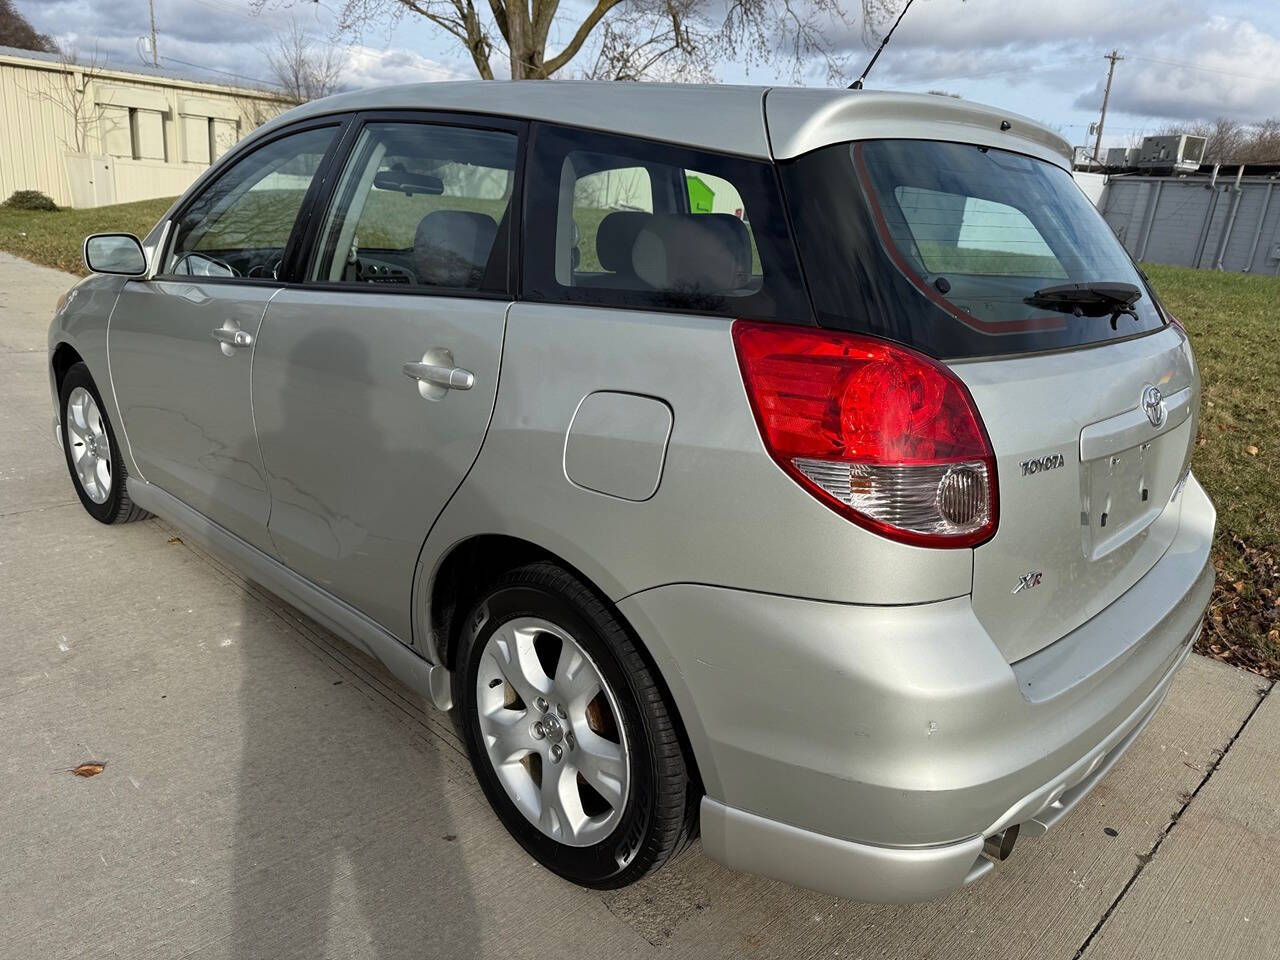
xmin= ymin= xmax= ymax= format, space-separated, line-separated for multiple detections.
xmin=373 ymin=170 xmax=444 ymax=196
xmin=84 ymin=233 xmax=147 ymax=276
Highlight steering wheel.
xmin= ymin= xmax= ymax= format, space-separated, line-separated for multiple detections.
xmin=246 ymin=259 xmax=282 ymax=280
xmin=172 ymin=252 xmax=239 ymax=278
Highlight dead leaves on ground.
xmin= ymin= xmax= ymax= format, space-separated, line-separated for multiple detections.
xmin=1201 ymin=534 xmax=1280 ymax=679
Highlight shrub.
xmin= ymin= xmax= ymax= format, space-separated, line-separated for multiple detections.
xmin=3 ymin=190 xmax=59 ymax=211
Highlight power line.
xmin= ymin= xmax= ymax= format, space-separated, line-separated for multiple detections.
xmin=893 ymin=51 xmax=1277 ymax=96
xmin=1128 ymin=55 xmax=1277 ymax=85
xmin=894 ymin=62 xmax=1064 ymax=89
xmin=157 ymin=53 xmax=279 ymax=89
xmin=1056 ymin=122 xmax=1154 ymax=131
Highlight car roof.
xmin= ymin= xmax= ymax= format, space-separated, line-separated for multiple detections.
xmin=251 ymin=81 xmax=1074 ymax=169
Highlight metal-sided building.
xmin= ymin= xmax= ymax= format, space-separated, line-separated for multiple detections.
xmin=0 ymin=45 xmax=292 ymax=208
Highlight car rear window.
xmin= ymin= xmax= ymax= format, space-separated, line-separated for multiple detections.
xmin=780 ymin=140 xmax=1167 ymax=359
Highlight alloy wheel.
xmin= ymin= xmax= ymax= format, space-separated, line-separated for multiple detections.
xmin=65 ymin=386 xmax=112 ymax=504
xmin=475 ymin=616 xmax=630 ymax=847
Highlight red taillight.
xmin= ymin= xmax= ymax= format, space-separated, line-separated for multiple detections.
xmin=732 ymin=320 xmax=998 ymax=548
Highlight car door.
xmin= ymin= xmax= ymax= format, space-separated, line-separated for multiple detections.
xmin=252 ymin=115 xmax=522 ymax=641
xmin=108 ymin=121 xmax=344 ymax=553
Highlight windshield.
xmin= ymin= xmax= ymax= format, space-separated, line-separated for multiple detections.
xmin=780 ymin=139 xmax=1167 ymax=359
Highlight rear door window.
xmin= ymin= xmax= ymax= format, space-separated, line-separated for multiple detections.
xmin=523 ymin=124 xmax=808 ymax=321
xmin=780 ymin=140 xmax=1167 ymax=359
xmin=308 ymin=120 xmax=519 ymax=291
xmin=570 ymin=165 xmax=653 ymax=273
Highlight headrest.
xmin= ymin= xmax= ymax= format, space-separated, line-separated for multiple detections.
xmin=632 ymin=213 xmax=753 ymax=293
xmin=595 ymin=211 xmax=650 ymax=273
xmin=413 ymin=210 xmax=498 ymax=288
xmin=698 ymin=214 xmax=753 ymax=285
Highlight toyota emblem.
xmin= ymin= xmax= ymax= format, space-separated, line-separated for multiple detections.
xmin=1142 ymin=384 xmax=1166 ymax=428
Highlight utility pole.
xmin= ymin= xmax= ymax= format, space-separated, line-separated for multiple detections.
xmin=148 ymin=0 xmax=159 ymax=66
xmin=1092 ymin=49 xmax=1124 ymax=169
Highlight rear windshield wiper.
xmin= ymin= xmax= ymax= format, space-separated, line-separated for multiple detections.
xmin=1023 ymin=281 xmax=1143 ymax=329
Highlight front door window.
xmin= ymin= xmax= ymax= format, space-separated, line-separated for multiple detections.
xmin=166 ymin=126 xmax=336 ymax=280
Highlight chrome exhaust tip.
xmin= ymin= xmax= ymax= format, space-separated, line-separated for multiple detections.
xmin=983 ymin=824 xmax=1019 ymax=862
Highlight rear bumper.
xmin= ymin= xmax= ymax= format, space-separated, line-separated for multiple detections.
xmin=617 ymin=473 xmax=1215 ymax=902
xmin=699 ymin=631 xmax=1192 ymax=903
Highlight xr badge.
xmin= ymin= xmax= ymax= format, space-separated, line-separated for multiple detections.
xmin=1012 ymin=571 xmax=1043 ymax=595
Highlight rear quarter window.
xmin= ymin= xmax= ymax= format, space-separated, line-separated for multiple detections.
xmin=523 ymin=123 xmax=808 ymax=322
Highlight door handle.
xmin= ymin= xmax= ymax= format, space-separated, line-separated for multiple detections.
xmin=212 ymin=327 xmax=253 ymax=348
xmin=403 ymin=361 xmax=474 ymax=391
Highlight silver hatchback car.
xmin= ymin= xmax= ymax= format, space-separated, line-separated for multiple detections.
xmin=50 ymin=81 xmax=1214 ymax=902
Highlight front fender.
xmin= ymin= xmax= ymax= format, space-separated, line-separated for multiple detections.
xmin=47 ymin=273 xmax=139 ymax=477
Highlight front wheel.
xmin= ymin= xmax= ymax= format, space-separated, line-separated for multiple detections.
xmin=58 ymin=362 xmax=149 ymax=524
xmin=453 ymin=562 xmax=699 ymax=888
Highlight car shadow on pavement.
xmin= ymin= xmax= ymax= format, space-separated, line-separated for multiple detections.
xmin=222 ymin=331 xmax=481 ymax=960
xmin=227 ymin=616 xmax=482 ymax=960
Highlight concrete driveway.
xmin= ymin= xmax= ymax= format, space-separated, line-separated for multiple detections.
xmin=2 ymin=251 xmax=1277 ymax=960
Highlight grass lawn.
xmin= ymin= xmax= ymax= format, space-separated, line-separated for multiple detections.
xmin=0 ymin=197 xmax=175 ymax=275
xmin=0 ymin=202 xmax=1276 ymax=673
xmin=1143 ymin=263 xmax=1280 ymax=676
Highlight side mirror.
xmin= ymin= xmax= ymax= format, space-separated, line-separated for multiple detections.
xmin=84 ymin=233 xmax=147 ymax=276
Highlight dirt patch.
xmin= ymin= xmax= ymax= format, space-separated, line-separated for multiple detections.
xmin=1198 ymin=534 xmax=1280 ymax=679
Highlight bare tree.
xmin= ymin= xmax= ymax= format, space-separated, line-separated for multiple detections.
xmin=1151 ymin=115 xmax=1280 ymax=164
xmin=0 ymin=0 xmax=56 ymax=52
xmin=264 ymin=21 xmax=346 ymax=103
xmin=1156 ymin=116 xmax=1245 ymax=164
xmin=254 ymin=0 xmax=897 ymax=84
xmin=1237 ymin=118 xmax=1280 ymax=164
xmin=18 ymin=46 xmax=110 ymax=153
xmin=232 ymin=93 xmax=293 ymax=130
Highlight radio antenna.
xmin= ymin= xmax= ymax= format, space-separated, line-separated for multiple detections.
xmin=848 ymin=0 xmax=919 ymax=90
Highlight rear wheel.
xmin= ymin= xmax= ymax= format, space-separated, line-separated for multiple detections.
xmin=453 ymin=562 xmax=698 ymax=888
xmin=59 ymin=362 xmax=149 ymax=524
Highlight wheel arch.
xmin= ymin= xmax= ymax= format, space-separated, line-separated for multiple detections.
xmin=51 ymin=341 xmax=85 ymax=393
xmin=423 ymin=533 xmax=628 ymax=674
xmin=418 ymin=531 xmax=706 ymax=795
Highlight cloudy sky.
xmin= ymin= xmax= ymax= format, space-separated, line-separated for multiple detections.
xmin=15 ymin=0 xmax=1280 ymax=150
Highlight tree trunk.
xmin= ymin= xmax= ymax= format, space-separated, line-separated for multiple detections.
xmin=507 ymin=2 xmax=530 ymax=79
xmin=507 ymin=14 xmax=524 ymax=77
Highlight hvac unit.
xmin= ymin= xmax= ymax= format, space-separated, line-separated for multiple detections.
xmin=1134 ymin=135 xmax=1208 ymax=173
xmin=1105 ymin=147 xmax=1136 ymax=169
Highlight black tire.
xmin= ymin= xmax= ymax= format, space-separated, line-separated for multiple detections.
xmin=453 ymin=561 xmax=699 ymax=889
xmin=58 ymin=362 xmax=149 ymax=525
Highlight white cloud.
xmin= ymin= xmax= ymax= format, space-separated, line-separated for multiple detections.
xmin=342 ymin=45 xmax=470 ymax=90
xmin=14 ymin=0 xmax=1280 ymax=127
xmin=869 ymin=0 xmax=1196 ymax=51
xmin=833 ymin=0 xmax=1280 ymax=125
xmin=1073 ymin=18 xmax=1280 ymax=122
xmin=17 ymin=0 xmax=470 ymax=95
